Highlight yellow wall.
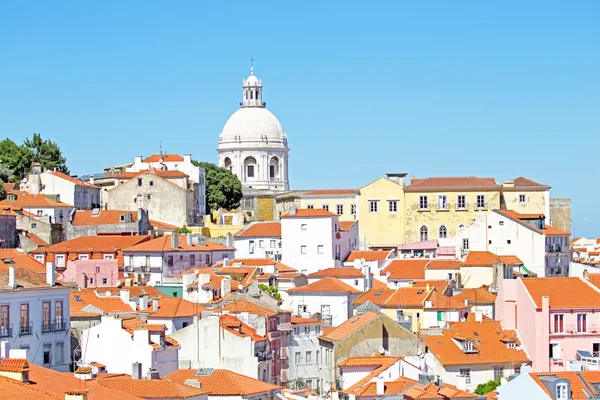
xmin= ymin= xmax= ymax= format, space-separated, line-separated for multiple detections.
xmin=200 ymin=219 xmax=244 ymax=238
xmin=381 ymin=307 xmax=423 ymax=332
xmin=459 ymin=266 xmax=495 ymax=289
xmin=404 ymin=190 xmax=501 ymax=243
xmin=358 ymin=178 xmax=405 ymax=247
xmin=502 ymin=190 xmax=548 ymax=215
xmin=299 ymin=195 xmax=357 ymax=222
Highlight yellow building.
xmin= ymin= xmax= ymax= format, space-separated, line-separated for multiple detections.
xmin=357 ymin=174 xmax=407 ymax=248
xmin=403 ymin=176 xmax=502 ymax=243
xmin=298 ymin=189 xmax=358 ymax=222
xmin=500 ymin=177 xmax=550 ymax=217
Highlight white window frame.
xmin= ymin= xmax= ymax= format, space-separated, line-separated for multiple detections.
xmin=476 ymin=194 xmax=486 ymax=210
xmin=301 ymin=224 xmax=307 ymax=231
xmin=418 ymin=195 xmax=429 ymax=211
xmin=336 ymin=204 xmax=344 ymax=215
xmin=439 ymin=225 xmax=447 ymax=239
xmin=459 ymin=368 xmax=471 ymax=384
xmin=350 ymin=204 xmax=357 ymax=215
xmin=103 ymin=254 xmax=114 ymax=260
xmin=307 ymin=204 xmax=314 ymax=209
xmin=55 ymin=254 xmax=66 ymax=267
xmin=519 ymin=194 xmax=526 ymax=203
xmin=420 ymin=225 xmax=428 ymax=242
xmin=322 ymin=204 xmax=329 ymax=211
xmin=368 ymin=200 xmax=379 ymax=213
xmin=301 ymin=245 xmax=307 ymax=254
xmin=556 ymin=383 xmax=568 ymax=399
xmin=388 ymin=199 xmax=398 ymax=213
xmin=437 ymin=195 xmax=448 ymax=210
xmin=457 ymin=194 xmax=467 ymax=210
xmin=259 ymin=240 xmax=264 ymax=248
xmin=249 ymin=240 xmax=255 ymax=255
xmin=317 ymin=245 xmax=324 ymax=254
xmin=493 ymin=366 xmax=504 ymax=380
xmin=270 ymin=240 xmax=276 ymax=248
xmin=462 ymin=238 xmax=469 ymax=251
xmin=550 ymin=343 xmax=561 ymax=359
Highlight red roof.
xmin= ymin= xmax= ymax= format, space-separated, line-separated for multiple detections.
xmin=303 ymin=189 xmax=358 ymax=196
xmin=123 ymin=235 xmax=233 ymax=252
xmin=142 ymin=154 xmax=184 ymax=163
xmin=346 ymin=250 xmax=392 ymax=262
xmin=381 ymin=259 xmax=429 ymax=280
xmin=117 ymin=170 xmax=189 ymax=179
xmin=287 ymin=276 xmax=361 ymax=294
xmin=406 ymin=176 xmax=500 ymax=191
xmin=320 ymin=311 xmax=379 ymax=342
xmin=0 ymin=249 xmax=47 ymax=273
xmin=307 ymin=267 xmax=364 ymax=278
xmin=234 ymin=221 xmax=281 ymax=237
xmin=0 ymin=193 xmax=72 ymax=208
xmin=462 ymin=251 xmax=523 ymax=266
xmin=339 ymin=221 xmax=356 ymax=232
xmin=71 ymin=210 xmax=138 ymax=226
xmin=164 ymin=369 xmax=281 ymax=396
xmin=31 ymin=235 xmax=152 ymax=254
xmin=280 ymin=208 xmax=337 ymax=218
xmin=521 ymin=277 xmax=600 ymax=309
xmin=496 ymin=209 xmax=570 ymax=235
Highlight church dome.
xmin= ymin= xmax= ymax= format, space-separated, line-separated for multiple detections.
xmin=219 ymin=107 xmax=285 ymax=143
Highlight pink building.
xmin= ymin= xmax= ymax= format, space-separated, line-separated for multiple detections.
xmin=497 ymin=276 xmax=600 ymax=373
xmin=60 ymin=259 xmax=120 ymax=289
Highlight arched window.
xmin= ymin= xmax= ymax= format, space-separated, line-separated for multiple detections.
xmin=224 ymin=157 xmax=232 ymax=172
xmin=269 ymin=156 xmax=279 ymax=180
xmin=439 ymin=225 xmax=447 ymax=239
xmin=243 ymin=156 xmax=257 ymax=179
xmin=420 ymin=226 xmax=428 ymax=242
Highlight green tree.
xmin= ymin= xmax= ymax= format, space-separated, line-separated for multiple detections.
xmin=0 ymin=139 xmax=33 ymax=180
xmin=0 ymin=162 xmax=15 ymax=183
xmin=294 ymin=377 xmax=306 ymax=390
xmin=24 ymin=133 xmax=69 ymax=173
xmin=192 ymin=161 xmax=243 ymax=214
xmin=0 ymin=180 xmax=5 ymax=201
xmin=258 ymin=283 xmax=282 ymax=301
xmin=174 ymin=225 xmax=192 ymax=234
xmin=474 ymin=377 xmax=501 ymax=395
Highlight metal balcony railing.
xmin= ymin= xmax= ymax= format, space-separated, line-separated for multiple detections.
xmin=42 ymin=321 xmax=53 ymax=333
xmin=41 ymin=320 xmax=67 ymax=334
xmin=20 ymin=323 xmax=33 ymax=336
xmin=54 ymin=320 xmax=67 ymax=332
xmin=551 ymin=324 xmax=600 ymax=335
xmin=140 ymin=266 xmax=151 ymax=273
xmin=0 ymin=325 xmax=12 ymax=338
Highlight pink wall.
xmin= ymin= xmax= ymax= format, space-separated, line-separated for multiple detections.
xmin=61 ymin=259 xmax=120 ymax=289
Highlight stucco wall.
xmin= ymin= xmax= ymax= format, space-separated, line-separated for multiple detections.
xmin=299 ymin=195 xmax=358 ymax=222
xmin=281 ymin=215 xmax=336 ymax=274
xmin=0 ymin=215 xmax=17 ymax=248
xmin=502 ymin=190 xmax=548 ymax=216
xmin=549 ymin=198 xmax=572 ymax=235
xmin=358 ymin=178 xmax=405 ymax=247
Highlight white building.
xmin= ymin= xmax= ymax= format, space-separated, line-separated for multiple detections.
xmin=122 ymin=234 xmax=235 ymax=286
xmin=217 ymin=65 xmax=290 ymax=192
xmin=127 ymin=153 xmax=206 ymax=216
xmin=285 ymin=277 xmax=361 ymax=327
xmin=307 ymin=267 xmax=371 ymax=292
xmin=288 ymin=316 xmax=324 ymax=389
xmin=234 ymin=221 xmax=282 ymax=260
xmin=0 ymin=261 xmax=71 ymax=371
xmin=281 ymin=208 xmax=358 ymax=275
xmin=456 ymin=210 xmax=570 ymax=277
xmin=0 ymin=192 xmax=74 ymax=224
xmin=80 ymin=315 xmax=180 ymax=378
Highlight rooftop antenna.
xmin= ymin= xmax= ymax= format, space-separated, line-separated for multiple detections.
xmin=250 ymin=56 xmax=255 ymax=75
xmin=159 ymin=140 xmax=164 ymax=159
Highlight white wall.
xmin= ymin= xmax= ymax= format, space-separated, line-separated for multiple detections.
xmin=422 ymin=309 xmax=463 ymax=329
xmin=235 ymin=236 xmax=281 ymax=260
xmin=284 ymin=293 xmax=354 ymax=327
xmin=289 ymin=322 xmax=322 ymax=388
xmin=281 ymin=216 xmax=336 ymax=274
xmin=308 ymin=275 xmax=366 ymax=292
xmin=40 ymin=172 xmax=101 ymax=210
xmin=22 ymin=206 xmax=73 ymax=224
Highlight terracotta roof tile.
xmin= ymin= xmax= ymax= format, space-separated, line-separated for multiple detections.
xmin=509 ymin=177 xmax=550 ymax=189
xmin=0 ymin=375 xmax=62 ymax=400
xmin=0 ymin=266 xmax=68 ymax=293
xmin=48 ymin=170 xmax=100 ymax=189
xmin=149 ymin=219 xmax=179 ymax=229
xmin=424 ymin=318 xmax=530 ymax=367
xmin=117 ymin=169 xmax=189 ymax=179
xmin=521 ymin=277 xmax=600 ymax=309
xmin=530 ymin=371 xmax=600 ymax=399
xmin=0 ymin=193 xmax=73 ymax=208
xmin=339 ymin=221 xmax=356 ymax=232
xmin=452 ymin=286 xmax=497 ymax=305
xmin=0 ymin=249 xmax=47 ymax=273
xmin=291 ymin=316 xmax=323 ymax=325
xmin=303 ymin=189 xmax=358 ymax=196
xmin=307 ymin=267 xmax=364 ymax=279
xmin=382 ymin=259 xmax=429 ymax=280
xmin=426 ymin=260 xmax=461 ymax=270
xmin=142 ymin=154 xmax=184 ymax=163
xmin=320 ymin=311 xmax=379 ymax=342
xmin=410 ymin=279 xmax=451 ymax=294
xmin=123 ymin=235 xmax=233 ymax=252
xmin=71 ymin=210 xmax=138 ymax=226
xmin=338 ymin=355 xmax=402 ymax=396
xmin=164 ymin=369 xmax=282 ymax=395
xmin=287 ymin=276 xmax=361 ymax=294
xmin=353 ymin=287 xmax=431 ymax=308
xmin=97 ymin=286 xmax=163 ymax=298
xmin=22 ymin=230 xmax=49 ymax=247
xmin=234 ymin=221 xmax=281 ymax=237
xmin=406 ymin=176 xmax=500 ymax=191
xmin=70 ymin=290 xmax=136 ymax=315
xmin=346 ymin=250 xmax=392 ymax=262
xmin=372 ymin=278 xmax=387 ymax=289
xmin=97 ymin=377 xmax=206 ymax=398
xmin=31 ymin=235 xmax=152 ymax=254
xmin=0 ymin=358 xmax=29 ymax=372
xmin=462 ymin=251 xmax=523 ymax=266
xmin=222 ymin=299 xmax=278 ymax=316
xmin=403 ymin=382 xmax=479 ymax=398
xmin=142 ymin=297 xmax=208 ymax=318
xmin=220 ymin=314 xmax=267 ymax=342
xmin=495 ymin=210 xmax=570 ymax=235
xmin=280 ymin=208 xmax=337 ymax=218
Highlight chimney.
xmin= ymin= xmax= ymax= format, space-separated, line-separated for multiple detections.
xmin=184 ymin=154 xmax=192 ymax=163
xmin=8 ymin=265 xmax=16 ymax=289
xmin=186 ymin=233 xmax=192 ymax=247
xmin=375 ymin=376 xmax=384 ymax=395
xmin=146 ymin=368 xmax=160 ymax=379
xmin=134 ymin=156 xmax=142 ymax=164
xmin=139 ymin=294 xmax=149 ymax=310
xmin=171 ymin=234 xmax=179 ymax=249
xmin=223 ymin=258 xmax=229 ymax=267
xmin=475 ymin=310 xmax=483 ymax=322
xmin=120 ymin=289 xmax=130 ymax=304
xmin=152 ymin=298 xmax=159 ymax=312
xmin=426 ymin=283 xmax=431 ymax=292
xmin=184 ymin=379 xmax=202 ymax=389
xmin=81 ymin=272 xmax=87 ymax=289
xmin=221 ymin=277 xmax=231 ymax=297
xmin=46 ymin=262 xmax=55 ymax=286
xmin=89 ymin=175 xmax=94 ymax=185
xmin=132 ymin=362 xmax=142 ymax=379
xmin=464 ymin=298 xmax=469 ymax=306
xmin=289 ymin=207 xmax=297 ymax=216
xmin=0 ymin=341 xmax=10 ymax=359
xmin=65 ymin=391 xmax=88 ymax=400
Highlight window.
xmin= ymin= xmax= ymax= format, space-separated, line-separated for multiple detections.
xmin=89 ymin=278 xmax=94 ymax=284
xmin=316 ymin=325 xmax=321 ymax=334
xmin=56 ymin=343 xmax=64 ymax=364
xmin=307 ymin=204 xmax=314 ymax=209
xmin=0 ymin=305 xmax=8 ymax=337
xmin=316 ymin=350 xmax=320 ymax=362
xmin=388 ymin=200 xmax=398 ymax=213
xmin=317 ymin=245 xmax=324 ymax=254
xmin=351 ymin=204 xmax=357 ymax=215
xmin=43 ymin=344 xmax=51 ymax=365
xmin=494 ymin=367 xmax=504 ymax=379
xmin=457 ymin=195 xmax=466 ymax=210
xmin=295 ymin=352 xmax=301 ymax=365
xmin=337 ymin=204 xmax=344 ymax=215
xmin=459 ymin=368 xmax=471 ymax=384
xmin=20 ymin=304 xmax=29 ymax=334
xmin=79 ymin=254 xmax=89 ymax=260
xmin=499 ymin=221 xmax=504 ymax=226
xmin=462 ymin=239 xmax=469 ymax=251
xmin=301 ymin=245 xmax=307 ymax=254
xmin=31 ymin=223 xmax=37 ymax=229
xmin=514 ymin=366 xmax=521 ymax=375
xmin=269 ymin=165 xmax=275 ymax=178
xmin=550 ymin=343 xmax=560 ymax=359
xmin=259 ymin=240 xmax=264 ymax=248
xmin=437 ymin=195 xmax=448 ymax=210
xmin=55 ymin=255 xmax=65 ymax=267
xmin=103 ymin=254 xmax=114 ymax=260
xmin=190 ymin=254 xmax=195 ymax=265
xmin=249 ymin=240 xmax=255 ymax=254
xmin=437 ymin=311 xmax=444 ymax=321
xmin=247 ymin=165 xmax=255 ymax=178
xmin=102 ymin=278 xmax=108 ymax=285
xmin=554 ymin=314 xmax=564 ymax=333
xmin=369 ymin=200 xmax=379 ymax=213
xmin=438 ymin=225 xmax=447 ymax=239
xmin=37 ymin=210 xmax=43 ymax=216
xmin=137 ymin=178 xmax=142 ymax=186
xmin=304 ymin=326 xmax=310 ymax=334
xmin=205 ymin=254 xmax=210 ymax=264
xmin=298 ymin=304 xmax=307 ymax=314
xmin=322 ymin=205 xmax=329 ymax=211
xmin=419 ymin=195 xmax=429 ymax=210
xmin=519 ymin=194 xmax=526 ymax=203
xmin=306 ymin=351 xmax=312 ymax=363
xmin=167 ymin=256 xmax=174 ymax=267
xmin=301 ymin=224 xmax=307 ymax=231
xmin=419 ymin=226 xmax=428 ymax=242
xmin=476 ymin=194 xmax=486 ymax=209
xmin=149 ymin=180 xmax=154 ymax=186
xmin=578 ymin=314 xmax=587 ymax=332
xmin=270 ymin=240 xmax=276 ymax=248
xmin=556 ymin=383 xmax=568 ymax=399
xmin=146 ymin=194 xmax=151 ymax=200
xmin=354 ymin=279 xmax=359 ymax=286
xmin=507 ymin=240 xmax=512 ymax=244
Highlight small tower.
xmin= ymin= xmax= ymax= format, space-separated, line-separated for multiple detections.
xmin=241 ymin=64 xmax=264 ymax=108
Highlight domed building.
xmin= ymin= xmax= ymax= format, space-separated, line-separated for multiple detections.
xmin=218 ymin=66 xmax=290 ymax=192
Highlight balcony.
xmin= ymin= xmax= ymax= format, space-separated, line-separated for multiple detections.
xmin=280 ymin=348 xmax=288 ymax=360
xmin=20 ymin=323 xmax=33 ymax=336
xmin=140 ymin=266 xmax=151 ymax=273
xmin=124 ymin=265 xmax=133 ymax=273
xmin=568 ymin=350 xmax=600 ymax=371
xmin=41 ymin=320 xmax=67 ymax=333
xmin=0 ymin=325 xmax=12 ymax=338
xmin=551 ymin=324 xmax=600 ymax=335
xmin=475 ymin=202 xmax=488 ymax=211
xmin=547 ymin=244 xmax=566 ymax=253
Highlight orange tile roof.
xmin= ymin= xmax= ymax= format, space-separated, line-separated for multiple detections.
xmin=303 ymin=189 xmax=358 ymax=196
xmin=406 ymin=176 xmax=500 ymax=191
xmin=48 ymin=170 xmax=100 ymax=189
xmin=402 ymin=382 xmax=479 ymax=399
xmin=586 ymin=274 xmax=600 ymax=292
xmin=521 ymin=277 xmax=600 ymax=309
xmin=164 ymin=369 xmax=282 ymax=395
xmin=452 ymin=286 xmax=497 ymax=305
xmin=424 ymin=318 xmax=530 ymax=367
xmin=426 ymin=260 xmax=461 ymax=270
xmin=338 ymin=355 xmax=402 ymax=395
xmin=222 ymin=299 xmax=278 ymax=316
xmin=410 ymin=279 xmax=451 ymax=294
xmin=142 ymin=297 xmax=208 ymax=318
xmin=287 ymin=276 xmax=361 ymax=294
xmin=71 ymin=210 xmax=138 ymax=226
xmin=280 ymin=208 xmax=337 ymax=218
xmin=31 ymin=235 xmax=152 ymax=254
xmin=307 ymin=267 xmax=364 ymax=278
xmin=0 ymin=249 xmax=47 ymax=273
xmin=530 ymin=371 xmax=600 ymax=399
xmin=234 ymin=221 xmax=281 ymax=237
xmin=0 ymin=358 xmax=29 ymax=372
xmin=291 ymin=316 xmax=323 ymax=325
xmin=96 ymin=377 xmax=206 ymax=398
xmin=97 ymin=286 xmax=164 ymax=298
xmin=381 ymin=259 xmax=429 ymax=280
xmin=346 ymin=250 xmax=392 ymax=262
xmin=123 ymin=235 xmax=233 ymax=252
xmin=142 ymin=154 xmax=185 ymax=163
xmin=320 ymin=311 xmax=379 ymax=342
xmin=149 ymin=219 xmax=179 ymax=229
xmin=22 ymin=230 xmax=49 ymax=247
xmin=218 ymin=259 xmax=296 ymax=273
xmin=353 ymin=287 xmax=431 ymax=308
xmin=462 ymin=251 xmax=523 ymax=266
xmin=427 ymin=292 xmax=470 ymax=311
xmin=0 ymin=266 xmax=68 ymax=293
xmin=3 ymin=183 xmax=16 ymax=192
xmin=495 ymin=209 xmax=570 ymax=235
xmin=117 ymin=169 xmax=189 ymax=179
xmin=220 ymin=314 xmax=267 ymax=342
xmin=507 ymin=177 xmax=550 ymax=190
xmin=0 ymin=193 xmax=72 ymax=208
xmin=0 ymin=375 xmax=61 ymax=400
xmin=372 ymin=278 xmax=387 ymax=289
xmin=70 ymin=290 xmax=136 ymax=316
xmin=339 ymin=221 xmax=357 ymax=232
xmin=352 ymin=377 xmax=417 ymax=397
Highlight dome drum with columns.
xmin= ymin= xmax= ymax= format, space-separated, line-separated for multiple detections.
xmin=218 ymin=66 xmax=290 ymax=192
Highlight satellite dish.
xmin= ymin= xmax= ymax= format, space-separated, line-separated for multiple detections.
xmin=378 ymin=346 xmax=385 ymax=355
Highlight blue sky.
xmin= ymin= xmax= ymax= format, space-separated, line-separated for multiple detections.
xmin=1 ymin=1 xmax=598 ymax=236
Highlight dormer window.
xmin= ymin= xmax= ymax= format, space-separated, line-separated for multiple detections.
xmin=7 ymin=194 xmax=16 ymax=201
xmin=507 ymin=340 xmax=516 ymax=349
xmin=464 ymin=339 xmax=473 ymax=352
xmin=556 ymin=383 xmax=568 ymax=399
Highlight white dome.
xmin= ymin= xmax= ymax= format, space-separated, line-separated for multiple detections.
xmin=219 ymin=107 xmax=286 ymax=143
xmin=244 ymin=75 xmax=260 ymax=86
